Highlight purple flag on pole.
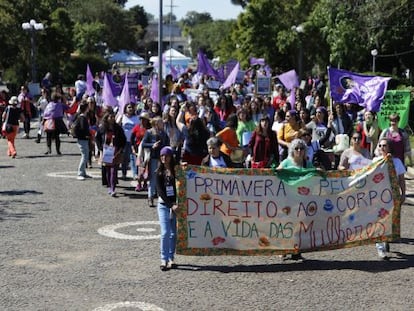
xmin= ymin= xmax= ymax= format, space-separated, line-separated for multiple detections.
xmin=222 ymin=62 xmax=240 ymax=89
xmin=118 ymin=74 xmax=130 ymax=114
xmin=86 ymin=64 xmax=95 ymax=96
xmin=150 ymin=74 xmax=159 ymax=103
xmin=328 ymin=67 xmax=391 ymax=112
xmin=250 ymin=57 xmax=265 ymax=66
xmin=277 ymin=69 xmax=299 ymax=90
xmin=102 ymin=73 xmax=118 ymax=107
xmin=196 ymin=50 xmax=218 ymax=78
xmin=277 ymin=69 xmax=299 ymax=107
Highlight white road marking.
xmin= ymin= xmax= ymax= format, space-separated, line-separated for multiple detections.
xmin=93 ymin=301 xmax=165 ymax=311
xmin=97 ymin=221 xmax=160 ymax=240
xmin=47 ymin=171 xmax=101 ymax=179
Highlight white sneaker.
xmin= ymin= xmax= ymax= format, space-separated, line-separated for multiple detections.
xmin=76 ymin=176 xmax=85 ymax=181
xmin=167 ymin=260 xmax=176 ymax=269
xmin=160 ymin=260 xmax=168 ymax=271
xmin=377 ymin=247 xmax=387 ymax=260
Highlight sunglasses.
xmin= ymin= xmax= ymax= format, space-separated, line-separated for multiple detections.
xmin=295 ymin=147 xmax=305 ymax=151
xmin=352 ymin=137 xmax=361 ymax=141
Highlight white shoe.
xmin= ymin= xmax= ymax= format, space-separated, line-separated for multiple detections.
xmin=160 ymin=260 xmax=168 ymax=271
xmin=167 ymin=260 xmax=176 ymax=269
xmin=76 ymin=176 xmax=85 ymax=181
xmin=377 ymin=247 xmax=387 ymax=260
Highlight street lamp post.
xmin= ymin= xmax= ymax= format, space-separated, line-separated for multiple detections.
xmin=22 ymin=19 xmax=44 ymax=83
xmin=158 ymin=0 xmax=163 ymax=104
xmin=291 ymin=25 xmax=304 ymax=80
xmin=371 ymin=49 xmax=378 ymax=73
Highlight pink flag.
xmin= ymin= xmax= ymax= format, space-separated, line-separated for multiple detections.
xmin=86 ymin=64 xmax=95 ymax=96
xmin=102 ymin=73 xmax=118 ymax=107
xmin=222 ymin=62 xmax=240 ymax=89
xmin=118 ymin=74 xmax=130 ymax=114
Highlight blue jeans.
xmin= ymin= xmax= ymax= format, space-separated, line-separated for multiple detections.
xmin=122 ymin=142 xmax=137 ymax=178
xmin=77 ymin=139 xmax=89 ymax=176
xmin=157 ymin=202 xmax=177 ymax=262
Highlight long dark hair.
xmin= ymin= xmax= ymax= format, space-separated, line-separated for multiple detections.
xmin=156 ymin=155 xmax=177 ymax=178
xmin=101 ymin=111 xmax=115 ymax=131
xmin=255 ymin=115 xmax=272 ymax=137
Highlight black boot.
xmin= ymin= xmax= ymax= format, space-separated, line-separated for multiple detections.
xmin=44 ymin=147 xmax=51 ymax=155
xmin=35 ymin=133 xmax=41 ymax=143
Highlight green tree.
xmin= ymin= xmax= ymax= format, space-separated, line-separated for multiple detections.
xmin=179 ymin=11 xmax=213 ymax=36
xmin=68 ymin=0 xmax=139 ymax=52
xmin=227 ymin=0 xmax=318 ymax=72
xmin=189 ymin=20 xmax=235 ymax=58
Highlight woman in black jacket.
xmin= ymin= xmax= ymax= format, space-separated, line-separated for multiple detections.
xmin=74 ymin=101 xmax=91 ymax=180
xmin=156 ymin=146 xmax=178 ymax=271
xmin=96 ymin=110 xmax=126 ymax=197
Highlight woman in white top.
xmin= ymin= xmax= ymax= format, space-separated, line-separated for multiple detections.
xmin=118 ymin=103 xmax=140 ymax=180
xmin=338 ymin=130 xmax=371 ymax=170
xmin=373 ymin=137 xmax=406 ymax=259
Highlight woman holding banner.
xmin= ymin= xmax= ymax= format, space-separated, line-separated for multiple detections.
xmin=373 ymin=137 xmax=406 ymax=259
xmin=277 ymin=138 xmax=313 ymax=260
xmin=338 ymin=130 xmax=371 ymax=170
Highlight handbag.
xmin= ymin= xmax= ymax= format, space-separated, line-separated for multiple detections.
xmin=43 ymin=119 xmax=56 ymax=132
xmin=102 ymin=134 xmax=124 ymax=166
xmin=102 ymin=144 xmax=115 ymax=165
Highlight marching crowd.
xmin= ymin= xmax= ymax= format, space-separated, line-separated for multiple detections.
xmin=1 ymin=70 xmax=411 ymax=269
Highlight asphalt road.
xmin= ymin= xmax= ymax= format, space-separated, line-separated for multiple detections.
xmin=1 ymin=126 xmax=414 ymax=311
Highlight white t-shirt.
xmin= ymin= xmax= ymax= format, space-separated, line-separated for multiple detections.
xmin=209 ymin=156 xmax=227 ymax=168
xmin=122 ymin=115 xmax=139 ymax=143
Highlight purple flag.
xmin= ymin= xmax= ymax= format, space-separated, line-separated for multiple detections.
xmin=196 ymin=50 xmax=218 ymax=78
xmin=222 ymin=62 xmax=240 ymax=89
xmin=328 ymin=67 xmax=391 ymax=112
xmin=223 ymin=59 xmax=238 ymax=79
xmin=277 ymin=69 xmax=299 ymax=91
xmin=118 ymin=74 xmax=130 ymax=114
xmin=250 ymin=57 xmax=265 ymax=66
xmin=86 ymin=64 xmax=95 ymax=96
xmin=150 ymin=74 xmax=159 ymax=103
xmin=102 ymin=73 xmax=118 ymax=107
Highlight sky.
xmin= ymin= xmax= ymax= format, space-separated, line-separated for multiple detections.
xmin=125 ymin=0 xmax=244 ymax=20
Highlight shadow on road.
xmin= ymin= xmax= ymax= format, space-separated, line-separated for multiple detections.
xmin=0 ymin=189 xmax=43 ymax=196
xmin=0 ymin=190 xmax=45 ymax=221
xmin=177 ymin=253 xmax=414 ymax=273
